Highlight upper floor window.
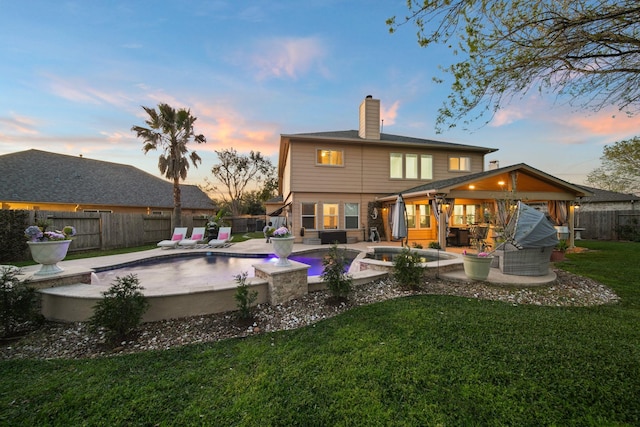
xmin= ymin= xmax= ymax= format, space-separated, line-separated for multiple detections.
xmin=390 ymin=153 xmax=434 ymax=180
xmin=390 ymin=153 xmax=403 ymax=178
xmin=317 ymin=149 xmax=344 ymax=166
xmin=449 ymin=156 xmax=471 ymax=171
xmin=421 ymin=155 xmax=433 ymax=179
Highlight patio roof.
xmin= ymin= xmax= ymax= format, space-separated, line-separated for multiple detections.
xmin=376 ymin=163 xmax=592 ymax=202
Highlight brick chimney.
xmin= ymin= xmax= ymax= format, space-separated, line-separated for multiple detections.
xmin=358 ymin=95 xmax=380 ymax=140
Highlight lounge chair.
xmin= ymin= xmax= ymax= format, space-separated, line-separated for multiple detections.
xmin=208 ymin=227 xmax=232 ymax=247
xmin=157 ymin=227 xmax=188 ymax=249
xmin=178 ymin=227 xmax=207 ymax=248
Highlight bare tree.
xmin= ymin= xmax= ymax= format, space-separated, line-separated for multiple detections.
xmin=204 ymin=148 xmax=275 ymax=216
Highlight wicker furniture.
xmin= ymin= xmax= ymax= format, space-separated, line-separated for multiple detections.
xmin=494 ymin=243 xmax=553 ymax=276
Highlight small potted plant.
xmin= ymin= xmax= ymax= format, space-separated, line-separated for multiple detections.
xmin=270 ymin=226 xmax=294 ymax=266
xmin=551 ymin=239 xmax=568 ymax=262
xmin=25 ymin=222 xmax=76 ymax=275
xmin=462 ymin=249 xmax=494 ymax=281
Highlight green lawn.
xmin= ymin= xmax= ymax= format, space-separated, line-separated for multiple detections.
xmin=1 ymin=240 xmax=639 ymax=426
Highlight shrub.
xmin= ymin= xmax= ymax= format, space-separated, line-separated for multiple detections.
xmin=89 ymin=274 xmax=149 ymax=344
xmin=0 ymin=266 xmax=42 ymax=338
xmin=321 ymin=244 xmax=353 ymax=301
xmin=393 ymin=248 xmax=425 ymax=290
xmin=0 ymin=210 xmax=29 ymax=263
xmin=234 ymin=271 xmax=258 ymax=320
xmin=615 ymin=217 xmax=640 ymax=242
xmin=428 ymin=241 xmax=441 ymax=249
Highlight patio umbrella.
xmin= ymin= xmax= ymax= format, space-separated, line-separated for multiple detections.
xmin=391 ymin=194 xmax=408 ymax=245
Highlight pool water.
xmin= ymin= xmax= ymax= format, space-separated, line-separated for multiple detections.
xmin=94 ymin=251 xmax=355 ymax=287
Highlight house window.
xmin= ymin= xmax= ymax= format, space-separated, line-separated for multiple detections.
xmin=302 ymin=203 xmax=316 ymax=230
xmin=390 ymin=153 xmax=403 ymax=178
xmin=406 ymin=204 xmax=416 ymax=228
xmin=391 ymin=153 xmax=434 ymax=179
xmin=405 ymin=154 xmax=418 ymax=179
xmin=453 ymin=204 xmax=477 ymax=225
xmin=419 ymin=204 xmax=431 ymax=228
xmin=345 ymin=203 xmax=359 ymax=229
xmin=449 ymin=156 xmax=471 ymax=171
xmin=323 ymin=203 xmax=339 ymax=229
xmin=421 ymin=155 xmax=433 ymax=180
xmin=406 ymin=204 xmax=431 ymax=229
xmin=317 ymin=149 xmax=344 ymax=166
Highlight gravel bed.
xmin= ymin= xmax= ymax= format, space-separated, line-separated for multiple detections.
xmin=0 ymin=269 xmax=619 ymax=361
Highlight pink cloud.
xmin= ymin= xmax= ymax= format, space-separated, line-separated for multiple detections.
xmin=45 ymin=73 xmax=134 ymax=109
xmin=490 ymin=107 xmax=526 ymax=127
xmin=248 ymin=36 xmax=328 ymax=80
xmin=381 ymin=101 xmax=400 ymax=126
xmin=0 ymin=113 xmax=39 ymax=135
xmin=191 ymin=102 xmax=280 ymax=156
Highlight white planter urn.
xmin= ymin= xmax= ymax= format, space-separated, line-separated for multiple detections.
xmin=271 ymin=236 xmax=295 ymax=266
xmin=27 ymin=240 xmax=72 ymax=275
xmin=462 ymin=254 xmax=493 ymax=281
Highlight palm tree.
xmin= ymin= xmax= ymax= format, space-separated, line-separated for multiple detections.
xmin=131 ymin=103 xmax=206 ymax=228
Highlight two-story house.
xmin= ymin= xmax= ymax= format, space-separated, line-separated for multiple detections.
xmin=270 ymin=96 xmax=590 ymax=247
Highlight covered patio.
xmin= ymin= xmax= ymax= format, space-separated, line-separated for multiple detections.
xmin=376 ymin=163 xmax=592 ymax=251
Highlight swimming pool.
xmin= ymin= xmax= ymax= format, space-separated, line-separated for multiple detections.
xmin=93 ymin=250 xmax=358 ymax=287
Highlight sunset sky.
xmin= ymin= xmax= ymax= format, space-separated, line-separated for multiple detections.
xmin=2 ymin=1 xmax=639 ymax=189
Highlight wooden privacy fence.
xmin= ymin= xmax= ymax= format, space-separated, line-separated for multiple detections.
xmin=577 ymin=210 xmax=640 ymax=241
xmin=28 ymin=211 xmax=209 ymax=252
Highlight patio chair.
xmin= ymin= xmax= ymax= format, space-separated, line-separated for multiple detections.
xmin=157 ymin=227 xmax=188 ymax=249
xmin=208 ymin=227 xmax=232 ymax=247
xmin=178 ymin=227 xmax=207 ymax=248
xmin=469 ymin=225 xmax=489 ymax=250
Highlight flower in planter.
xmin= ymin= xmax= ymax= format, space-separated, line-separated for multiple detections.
xmin=25 ymin=224 xmax=76 ymax=242
xmin=462 ymin=250 xmax=492 ymax=258
xmin=271 ymin=226 xmax=292 ymax=238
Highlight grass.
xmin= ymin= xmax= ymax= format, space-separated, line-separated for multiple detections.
xmin=1 ymin=240 xmax=639 ymax=425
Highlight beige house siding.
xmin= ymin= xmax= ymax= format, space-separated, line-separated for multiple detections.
xmin=281 ymin=144 xmax=293 ymax=198
xmin=288 ymin=192 xmax=379 ymax=241
xmin=287 ymin=140 xmax=486 ymax=195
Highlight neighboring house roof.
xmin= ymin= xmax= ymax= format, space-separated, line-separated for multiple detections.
xmin=0 ymin=149 xmax=214 ymax=209
xmin=281 ymin=130 xmax=498 ymax=153
xmin=265 ymin=195 xmax=284 ymax=204
xmin=577 ymin=185 xmax=640 ymax=203
xmin=377 ymin=163 xmax=592 ymax=201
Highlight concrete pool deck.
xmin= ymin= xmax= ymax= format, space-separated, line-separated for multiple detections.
xmin=16 ymin=239 xmax=557 ymax=323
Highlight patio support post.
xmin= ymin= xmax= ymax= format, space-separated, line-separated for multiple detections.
xmin=568 ymin=203 xmax=576 ymax=248
xmin=435 ymin=195 xmax=448 ymax=249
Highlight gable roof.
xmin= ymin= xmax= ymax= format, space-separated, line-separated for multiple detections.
xmin=0 ymin=149 xmax=214 ymax=209
xmin=577 ymin=185 xmax=640 ymax=203
xmin=377 ymin=163 xmax=592 ymax=201
xmin=281 ymin=130 xmax=497 ymax=152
